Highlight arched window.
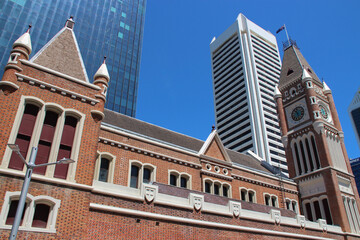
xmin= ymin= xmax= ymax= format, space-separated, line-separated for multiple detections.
xmin=168 ymin=170 xmax=191 ymax=189
xmin=128 ymin=161 xmax=156 ymax=189
xmin=264 ymin=193 xmax=278 ymax=207
xmin=203 ymin=179 xmax=231 ymax=197
xmin=94 ymin=152 xmax=116 ymax=183
xmin=303 ymin=196 xmax=333 ymax=225
xmin=5 ymin=98 xmax=84 ymax=181
xmin=99 ymin=158 xmax=110 ymax=182
xmin=0 ymin=192 xmax=60 ymax=232
xmin=9 ymin=104 xmax=39 ymax=170
xmin=240 ymin=188 xmax=256 ymax=203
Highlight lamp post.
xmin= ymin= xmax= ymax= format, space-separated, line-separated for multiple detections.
xmin=7 ymin=144 xmax=74 ymax=240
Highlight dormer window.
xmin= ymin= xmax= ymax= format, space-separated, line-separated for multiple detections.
xmin=307 ymin=68 xmax=312 ymax=73
xmin=287 ymin=68 xmax=294 ymax=76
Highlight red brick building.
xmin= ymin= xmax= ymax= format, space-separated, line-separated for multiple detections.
xmin=0 ymin=19 xmax=359 ymax=239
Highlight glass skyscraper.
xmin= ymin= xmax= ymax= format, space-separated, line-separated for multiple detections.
xmin=0 ymin=0 xmax=146 ymax=116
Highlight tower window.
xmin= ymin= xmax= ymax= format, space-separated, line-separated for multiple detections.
xmin=287 ymin=68 xmax=294 ymax=76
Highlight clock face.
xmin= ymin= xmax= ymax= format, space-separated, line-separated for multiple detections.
xmin=291 ymin=106 xmax=305 ymax=121
xmin=319 ymin=105 xmax=329 ymax=120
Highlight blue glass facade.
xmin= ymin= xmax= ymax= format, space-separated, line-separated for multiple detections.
xmin=0 ymin=0 xmax=146 ymax=116
xmin=350 ymin=157 xmax=360 ymax=197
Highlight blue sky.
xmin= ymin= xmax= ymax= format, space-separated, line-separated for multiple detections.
xmin=137 ymin=0 xmax=360 ymax=159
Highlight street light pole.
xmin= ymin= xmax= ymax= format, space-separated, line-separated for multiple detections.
xmin=7 ymin=144 xmax=75 ymax=240
xmin=9 ymin=146 xmax=37 ymax=240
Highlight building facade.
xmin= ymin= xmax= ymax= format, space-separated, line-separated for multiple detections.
xmin=0 ymin=21 xmax=359 ymax=239
xmin=275 ymin=42 xmax=360 ymax=234
xmin=210 ymin=14 xmax=287 ymax=174
xmin=0 ymin=0 xmax=146 ymax=116
xmin=348 ymin=86 xmax=360 ymax=149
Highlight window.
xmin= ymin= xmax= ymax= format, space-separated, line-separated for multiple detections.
xmin=0 ymin=192 xmax=60 ymax=233
xmin=128 ymin=161 xmax=156 ymax=189
xmin=96 ymin=153 xmax=120 ymax=183
xmin=285 ymin=198 xmax=298 ymax=213
xmin=240 ymin=188 xmax=256 ymax=203
xmin=291 ymin=133 xmax=321 ymax=176
xmin=343 ymin=195 xmax=359 ymax=233
xmin=4 ymin=98 xmax=84 ymax=181
xmin=168 ymin=170 xmax=191 ymax=189
xmin=303 ymin=195 xmax=333 ymax=225
xmin=264 ymin=193 xmax=278 ymax=207
xmin=202 ymin=179 xmax=231 ymax=197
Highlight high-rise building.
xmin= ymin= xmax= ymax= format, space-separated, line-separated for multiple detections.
xmin=210 ymin=14 xmax=287 ymax=173
xmin=348 ymin=86 xmax=360 ymax=148
xmin=350 ymin=157 xmax=360 ymax=196
xmin=0 ymin=0 xmax=146 ymax=116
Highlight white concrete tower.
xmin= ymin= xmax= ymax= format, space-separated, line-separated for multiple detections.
xmin=210 ymin=14 xmax=287 ymax=173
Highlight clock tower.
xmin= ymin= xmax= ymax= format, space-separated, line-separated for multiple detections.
xmin=275 ymin=43 xmax=360 ymax=234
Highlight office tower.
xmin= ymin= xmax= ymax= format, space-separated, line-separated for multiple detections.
xmin=348 ymin=86 xmax=360 ymax=148
xmin=275 ymin=42 xmax=360 ymax=233
xmin=0 ymin=0 xmax=146 ymax=116
xmin=350 ymin=157 xmax=360 ymax=196
xmin=210 ymin=14 xmax=287 ymax=173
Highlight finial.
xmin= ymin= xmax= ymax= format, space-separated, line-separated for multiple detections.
xmin=211 ymin=125 xmax=215 ymax=132
xmin=103 ymin=56 xmax=107 ymax=64
xmin=27 ymin=25 xmax=32 ymax=33
xmin=65 ymin=16 xmax=75 ymax=29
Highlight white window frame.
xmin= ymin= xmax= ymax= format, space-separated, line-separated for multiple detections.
xmin=239 ymin=187 xmax=257 ymax=203
xmin=202 ymin=178 xmax=232 ymax=198
xmin=1 ymin=96 xmax=85 ymax=182
xmin=128 ymin=160 xmax=156 ymax=188
xmin=0 ymin=191 xmax=61 ymax=233
xmin=263 ymin=193 xmax=278 ymax=207
xmin=94 ymin=151 xmax=116 ymax=183
xmin=168 ymin=170 xmax=192 ymax=189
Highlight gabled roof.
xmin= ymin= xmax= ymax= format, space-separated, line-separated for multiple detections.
xmin=30 ymin=22 xmax=89 ymax=82
xmin=199 ymin=130 xmax=231 ymax=162
xmin=279 ymin=45 xmax=321 ymax=88
xmin=102 ymin=109 xmax=272 ymax=174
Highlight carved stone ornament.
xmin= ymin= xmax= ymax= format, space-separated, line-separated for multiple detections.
xmin=143 ymin=185 xmax=157 ymax=203
xmin=194 ymin=197 xmax=202 ymax=211
xmin=230 ymin=201 xmax=241 ymax=218
xmin=318 ymin=219 xmax=327 ymax=232
xmin=190 ymin=194 xmax=204 ymax=211
xmin=270 ymin=209 xmax=281 ymax=225
xmin=297 ymin=215 xmax=306 ymax=228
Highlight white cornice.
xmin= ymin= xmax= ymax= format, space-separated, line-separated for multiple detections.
xmin=16 ymin=73 xmax=99 ymax=105
xmin=98 ymin=137 xmax=202 ymax=169
xmin=89 ymin=203 xmax=340 ymax=239
xmin=0 ymin=168 xmax=92 ymax=191
xmin=20 ymin=59 xmax=99 ymax=90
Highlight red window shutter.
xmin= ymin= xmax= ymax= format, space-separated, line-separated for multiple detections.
xmin=34 ymin=111 xmax=58 ymax=175
xmin=53 ymin=147 xmax=71 ymax=179
xmin=9 ymin=104 xmax=39 ymax=170
xmin=54 ymin=116 xmax=77 ymax=179
xmin=31 ymin=204 xmax=50 ymax=228
xmin=33 ymin=142 xmax=51 ymax=175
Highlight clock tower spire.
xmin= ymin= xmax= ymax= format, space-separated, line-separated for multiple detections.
xmin=275 ymin=44 xmax=360 ymax=234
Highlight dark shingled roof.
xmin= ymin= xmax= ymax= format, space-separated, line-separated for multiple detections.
xmin=279 ymin=45 xmax=321 ymax=88
xmin=102 ymin=109 xmax=272 ymax=174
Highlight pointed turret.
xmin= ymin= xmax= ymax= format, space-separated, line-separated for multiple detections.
xmin=301 ymin=67 xmax=312 ymax=82
xmin=279 ymin=45 xmax=321 ymax=89
xmin=94 ymin=57 xmax=110 ymax=82
xmin=13 ymin=25 xmax=32 ymax=56
xmin=30 ymin=17 xmax=89 ymax=82
xmin=323 ymin=81 xmax=331 ymax=94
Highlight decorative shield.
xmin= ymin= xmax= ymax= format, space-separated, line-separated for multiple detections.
xmin=297 ymin=215 xmax=305 ymax=228
xmin=144 ymin=186 xmax=156 ymax=202
xmin=232 ymin=203 xmax=240 ymax=217
xmin=194 ymin=197 xmax=202 ymax=211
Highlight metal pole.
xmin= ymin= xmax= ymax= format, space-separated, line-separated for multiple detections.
xmin=9 ymin=147 xmax=37 ymax=240
xmin=284 ymin=24 xmax=290 ymax=46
